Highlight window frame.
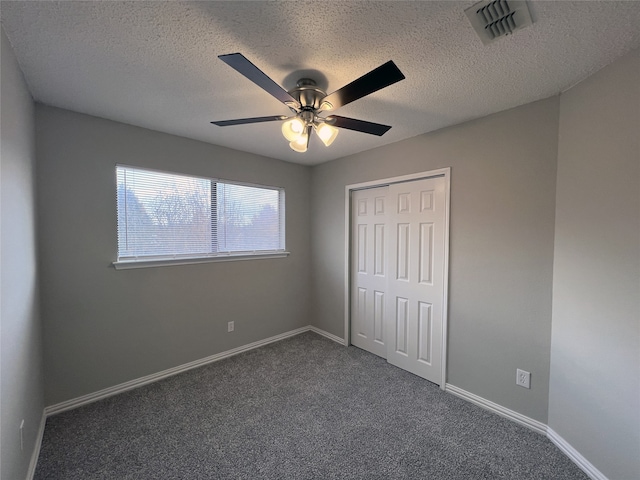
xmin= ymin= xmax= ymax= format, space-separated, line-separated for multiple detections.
xmin=113 ymin=164 xmax=289 ymax=270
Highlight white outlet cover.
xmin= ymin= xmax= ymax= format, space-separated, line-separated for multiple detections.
xmin=516 ymin=368 xmax=531 ymax=389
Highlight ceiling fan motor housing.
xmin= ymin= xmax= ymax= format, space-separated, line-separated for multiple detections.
xmin=289 ymin=78 xmax=327 ymax=112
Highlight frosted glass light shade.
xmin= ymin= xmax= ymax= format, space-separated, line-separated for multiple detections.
xmin=281 ymin=117 xmax=305 ymax=142
xmin=289 ymin=131 xmax=308 ymax=152
xmin=289 ymin=140 xmax=308 ymax=153
xmin=315 ymin=123 xmax=339 ymax=147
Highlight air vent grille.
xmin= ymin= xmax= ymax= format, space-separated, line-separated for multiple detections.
xmin=465 ymin=0 xmax=533 ymax=45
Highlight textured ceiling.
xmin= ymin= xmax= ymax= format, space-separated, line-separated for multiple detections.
xmin=2 ymin=1 xmax=639 ymax=165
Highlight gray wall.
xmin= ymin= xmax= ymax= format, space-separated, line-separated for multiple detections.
xmin=35 ymin=106 xmax=311 ymax=405
xmin=1 ymin=28 xmax=45 ymax=480
xmin=310 ymin=97 xmax=559 ymax=423
xmin=14 ymin=39 xmax=637 ymax=478
xmin=549 ymin=49 xmax=639 ymax=479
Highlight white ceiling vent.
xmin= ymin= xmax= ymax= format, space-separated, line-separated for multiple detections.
xmin=465 ymin=0 xmax=533 ymax=45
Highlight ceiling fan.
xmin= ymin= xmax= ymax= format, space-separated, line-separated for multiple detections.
xmin=211 ymin=53 xmax=406 ymax=153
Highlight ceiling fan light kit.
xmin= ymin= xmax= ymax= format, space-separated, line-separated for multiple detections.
xmin=280 ymin=78 xmax=342 ymax=150
xmin=211 ymin=53 xmax=405 ymax=153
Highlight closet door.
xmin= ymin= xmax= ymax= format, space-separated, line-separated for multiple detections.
xmin=386 ymin=176 xmax=446 ymax=385
xmin=350 ymin=186 xmax=389 ymax=358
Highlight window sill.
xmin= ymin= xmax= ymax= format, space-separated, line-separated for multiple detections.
xmin=113 ymin=251 xmax=290 ymax=270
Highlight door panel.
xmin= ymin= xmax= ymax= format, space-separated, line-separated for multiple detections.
xmin=350 ymin=186 xmax=389 ymax=358
xmin=418 ymin=301 xmax=432 ymax=364
xmin=386 ymin=176 xmax=446 ymax=384
xmin=395 ymin=296 xmax=409 ymax=355
xmin=419 ymin=223 xmax=433 ymax=285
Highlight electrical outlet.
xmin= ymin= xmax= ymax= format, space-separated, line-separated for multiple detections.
xmin=227 ymin=321 xmax=234 ymax=333
xmin=19 ymin=419 xmax=24 ymax=452
xmin=516 ymin=369 xmax=531 ymax=389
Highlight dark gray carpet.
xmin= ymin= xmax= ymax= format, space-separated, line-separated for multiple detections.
xmin=35 ymin=332 xmax=588 ymax=479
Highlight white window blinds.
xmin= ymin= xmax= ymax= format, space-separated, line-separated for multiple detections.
xmin=116 ymin=166 xmax=285 ymax=261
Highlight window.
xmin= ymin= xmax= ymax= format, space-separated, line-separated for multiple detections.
xmin=115 ymin=165 xmax=286 ymax=268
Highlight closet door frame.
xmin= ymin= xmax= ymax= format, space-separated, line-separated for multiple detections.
xmin=344 ymin=167 xmax=451 ymax=390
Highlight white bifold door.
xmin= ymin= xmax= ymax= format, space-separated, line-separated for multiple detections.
xmin=350 ymin=176 xmax=447 ymax=385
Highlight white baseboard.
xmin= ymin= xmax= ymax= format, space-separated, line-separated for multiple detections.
xmin=45 ymin=325 xmax=318 ymax=416
xmin=26 ymin=410 xmax=46 ymax=480
xmin=308 ymin=326 xmax=345 ymax=345
xmin=547 ymin=428 xmax=607 ymax=480
xmin=445 ymin=383 xmax=548 ymax=435
xmin=445 ymin=384 xmax=610 ymax=480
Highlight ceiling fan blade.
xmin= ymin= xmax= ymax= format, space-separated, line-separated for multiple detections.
xmin=219 ymin=53 xmax=299 ymax=108
xmin=322 ymin=61 xmax=405 ymax=110
xmin=326 ymin=115 xmax=392 ymax=136
xmin=211 ymin=115 xmax=288 ymax=127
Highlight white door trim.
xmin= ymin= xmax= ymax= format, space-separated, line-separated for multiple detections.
xmin=344 ymin=167 xmax=451 ymax=389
